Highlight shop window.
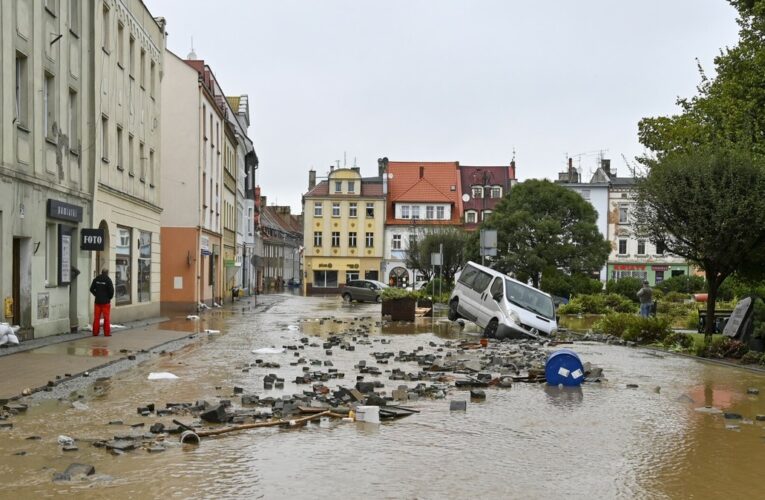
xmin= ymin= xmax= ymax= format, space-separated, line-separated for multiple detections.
xmin=115 ymin=227 xmax=132 ymax=304
xmin=313 ymin=270 xmax=338 ymax=288
xmin=346 ymin=271 xmax=359 ymax=282
xmin=138 ymin=231 xmax=151 ymax=302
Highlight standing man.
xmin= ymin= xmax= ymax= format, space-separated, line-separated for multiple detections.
xmin=637 ymin=280 xmax=653 ymax=318
xmin=90 ymin=268 xmax=114 ymax=336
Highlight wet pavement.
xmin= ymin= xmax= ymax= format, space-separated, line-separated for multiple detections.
xmin=0 ymin=294 xmax=764 ymax=499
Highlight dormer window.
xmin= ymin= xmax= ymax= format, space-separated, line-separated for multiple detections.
xmin=472 ymin=186 xmax=483 ymax=199
xmin=334 ymin=181 xmax=342 ymax=193
xmin=490 ymin=186 xmax=502 ymax=198
xmin=411 ymin=206 xmax=420 ymax=219
xmin=401 ymin=205 xmax=410 ymax=219
xmin=348 ymin=181 xmax=355 ymax=193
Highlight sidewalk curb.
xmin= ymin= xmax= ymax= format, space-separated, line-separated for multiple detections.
xmin=643 ymin=346 xmax=765 ymax=374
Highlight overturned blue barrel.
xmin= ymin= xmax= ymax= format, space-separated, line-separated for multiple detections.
xmin=545 ymin=349 xmax=585 ymax=387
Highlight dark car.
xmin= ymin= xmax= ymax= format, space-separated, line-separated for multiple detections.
xmin=342 ymin=280 xmax=387 ymax=303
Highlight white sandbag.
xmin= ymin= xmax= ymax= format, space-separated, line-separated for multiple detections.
xmin=148 ymin=372 xmax=179 ymax=380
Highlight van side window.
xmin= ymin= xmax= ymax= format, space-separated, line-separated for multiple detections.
xmin=458 ymin=265 xmax=478 ymax=288
xmin=471 ymin=271 xmax=492 ymax=293
xmin=490 ymin=278 xmax=503 ymax=298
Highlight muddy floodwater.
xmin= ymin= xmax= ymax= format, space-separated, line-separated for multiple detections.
xmin=1 ymin=294 xmax=764 ymax=499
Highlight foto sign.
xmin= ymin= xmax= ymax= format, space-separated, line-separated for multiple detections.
xmin=81 ymin=229 xmax=105 ymax=251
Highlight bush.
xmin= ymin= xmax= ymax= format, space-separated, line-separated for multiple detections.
xmin=664 ymin=291 xmax=691 ymax=303
xmin=741 ymin=351 xmax=761 ymax=365
xmin=557 ymin=293 xmax=635 ymax=315
xmin=381 ymin=288 xmax=419 ymax=301
xmin=557 ymin=301 xmax=583 ymax=315
xmin=593 ymin=313 xmax=633 ymax=337
xmin=593 ymin=313 xmax=672 ymax=344
xmin=605 ymin=277 xmax=643 ymax=302
xmin=540 ymin=270 xmax=602 ymax=299
xmin=656 ymin=275 xmax=705 ymax=294
xmin=662 ymin=332 xmax=694 ymax=350
xmin=603 ymin=293 xmax=639 ymax=313
xmin=696 ymin=336 xmax=749 ymax=359
xmin=423 ymin=278 xmax=452 ymax=296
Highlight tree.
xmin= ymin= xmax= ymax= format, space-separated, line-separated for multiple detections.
xmin=406 ymin=228 xmax=469 ymax=282
xmin=634 ymin=148 xmax=765 ymax=338
xmin=481 ymin=179 xmax=610 ymax=288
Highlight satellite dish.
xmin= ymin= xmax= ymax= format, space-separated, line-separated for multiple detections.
xmin=462 ymin=194 xmax=470 ymax=202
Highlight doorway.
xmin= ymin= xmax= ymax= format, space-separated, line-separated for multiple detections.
xmin=12 ymin=238 xmax=20 ymax=325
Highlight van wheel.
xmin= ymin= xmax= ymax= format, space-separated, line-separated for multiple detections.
xmin=342 ymin=293 xmax=352 ymax=303
xmin=484 ymin=319 xmax=499 ymax=339
xmin=447 ymin=299 xmax=460 ymax=321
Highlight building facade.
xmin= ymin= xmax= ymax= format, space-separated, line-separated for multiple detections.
xmin=222 ymin=122 xmax=238 ymax=298
xmin=302 ymin=167 xmax=384 ymax=295
xmin=459 ymin=161 xmax=516 ymax=230
xmin=259 ymin=203 xmax=303 ymax=290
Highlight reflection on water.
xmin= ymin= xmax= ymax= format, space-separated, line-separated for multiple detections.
xmin=559 ymin=314 xmax=603 ymax=332
xmin=0 ymin=295 xmax=763 ymax=498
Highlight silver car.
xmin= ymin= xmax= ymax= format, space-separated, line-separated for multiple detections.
xmin=342 ymin=280 xmax=387 ymax=303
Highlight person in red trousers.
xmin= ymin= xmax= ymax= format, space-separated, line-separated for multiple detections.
xmin=89 ymin=268 xmax=114 ymax=337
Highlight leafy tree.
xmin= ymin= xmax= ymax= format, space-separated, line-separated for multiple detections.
xmin=480 ymin=179 xmax=610 ymax=288
xmin=634 ymin=148 xmax=765 ymax=338
xmin=605 ymin=277 xmax=643 ymax=303
xmin=406 ymin=228 xmax=469 ymax=282
xmin=655 ymin=275 xmax=706 ymax=294
xmin=539 ymin=267 xmax=603 ymax=299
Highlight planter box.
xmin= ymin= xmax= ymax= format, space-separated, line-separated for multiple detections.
xmin=417 ymin=298 xmax=433 ymax=309
xmin=382 ymin=297 xmax=416 ymax=322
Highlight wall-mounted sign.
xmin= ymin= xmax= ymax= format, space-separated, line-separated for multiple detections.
xmin=614 ymin=264 xmax=646 ymax=271
xmin=651 ymin=265 xmax=669 ymax=272
xmin=47 ymin=199 xmax=83 ymax=223
xmin=201 ymin=236 xmax=211 ymax=256
xmin=81 ymin=229 xmax=105 ymax=251
xmin=58 ymin=226 xmax=72 ymax=284
xmin=347 ymin=264 xmax=359 ymax=269
xmin=318 ymin=263 xmax=333 ymax=269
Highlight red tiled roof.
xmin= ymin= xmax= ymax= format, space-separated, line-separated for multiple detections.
xmin=386 ymin=161 xmax=462 ymax=224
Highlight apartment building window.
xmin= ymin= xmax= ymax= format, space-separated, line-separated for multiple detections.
xmin=150 ymin=61 xmax=156 ymax=97
xmin=637 ymin=240 xmax=646 ymax=255
xmin=491 ymin=186 xmax=502 ymax=198
xmin=482 ymin=210 xmax=493 ymax=221
xmin=348 ymin=232 xmax=357 ymax=247
xmin=619 ymin=205 xmax=629 ymax=224
xmin=409 ymin=233 xmax=417 ymax=249
xmin=426 ymin=206 xmax=434 ymax=219
xmin=436 ymin=206 xmax=445 ymax=219
xmin=348 ymin=181 xmax=355 ymax=193
xmin=401 ymin=205 xmax=410 ymax=219
xmin=102 ymin=3 xmax=110 ymax=52
xmin=331 ymin=232 xmax=340 ymax=247
xmin=314 ymin=202 xmax=323 ymax=217
xmin=116 ymin=126 xmax=123 ymax=170
xmin=349 ymin=202 xmax=357 ymax=218
xmin=332 ymin=202 xmax=340 ymax=217
xmin=101 ymin=115 xmax=109 ymax=161
xmin=580 ymin=189 xmax=590 ymax=201
xmin=335 ymin=181 xmax=342 ymax=193
xmin=117 ymin=23 xmax=124 ymax=67
xmin=140 ymin=49 xmax=146 ymax=88
xmin=365 ymin=232 xmax=374 ymax=247
xmin=392 ymin=234 xmax=401 ymax=250
xmin=15 ymin=53 xmax=28 ymax=127
xmin=656 ymin=241 xmax=666 ymax=255
xmin=618 ymin=239 xmax=627 ymax=255
xmin=139 ymin=142 xmax=145 ymax=181
xmin=69 ymin=0 xmax=80 ymax=35
xmin=465 ymin=211 xmax=477 ymax=224
xmin=128 ymin=134 xmax=134 ymax=175
xmin=149 ymin=150 xmax=155 ymax=186
xmin=472 ymin=186 xmax=483 ymax=199
xmin=137 ymin=231 xmax=151 ymax=302
xmin=115 ymin=227 xmax=132 ymax=305
xmin=366 ymin=203 xmax=374 ymax=217
xmin=129 ymin=36 xmax=135 ymax=77
xmin=313 ymin=231 xmax=322 ymax=247
xmin=68 ymin=89 xmax=78 ymax=149
xmin=412 ymin=206 xmax=420 ymax=220
xmin=44 ymin=73 xmax=56 ymax=139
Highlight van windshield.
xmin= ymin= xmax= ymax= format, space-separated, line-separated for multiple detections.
xmin=504 ymin=280 xmax=555 ymax=319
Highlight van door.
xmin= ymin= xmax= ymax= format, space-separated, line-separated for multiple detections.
xmin=478 ymin=277 xmax=504 ymax=327
xmin=468 ymin=269 xmax=493 ymax=328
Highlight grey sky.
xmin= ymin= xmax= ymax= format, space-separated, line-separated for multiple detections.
xmin=145 ymin=0 xmax=740 ymax=211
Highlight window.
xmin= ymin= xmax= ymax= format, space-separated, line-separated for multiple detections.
xmin=580 ymin=189 xmax=590 ymax=200
xmin=426 ymin=206 xmax=434 ymax=219
xmin=117 ymin=22 xmax=124 ymax=66
xmin=637 ymin=239 xmax=646 ymax=255
xmin=348 ymin=232 xmax=357 ymax=247
xmin=69 ymin=0 xmax=80 ymax=35
xmin=491 ymin=186 xmax=502 ymax=198
xmin=149 ymin=150 xmax=155 ymax=186
xmin=140 ymin=49 xmax=146 ymax=88
xmin=116 ymin=126 xmax=123 ymax=170
xmin=656 ymin=241 xmax=666 ymax=255
xmin=44 ymin=73 xmax=55 ymax=139
xmin=150 ymin=60 xmax=156 ymax=97
xmin=619 ymin=206 xmax=629 ymax=224
xmin=472 ymin=186 xmax=483 ymax=199
xmin=655 ymin=271 xmax=665 ymax=284
xmin=209 ymin=253 xmax=215 ymax=286
xmin=436 ymin=206 xmax=445 ymax=219
xmin=618 ymin=239 xmax=627 ymax=255
xmin=102 ymin=3 xmax=110 ymax=52
xmin=466 ymin=211 xmax=477 ymax=224
xmin=482 ymin=210 xmax=493 ymax=221
xmin=128 ymin=134 xmax=134 ymax=174
xmin=129 ymin=36 xmax=135 ymax=76
xmin=409 ymin=233 xmax=416 ymax=249
xmin=314 ymin=202 xmax=323 ymax=217
xmin=313 ymin=231 xmax=322 ymax=247
xmin=332 ymin=202 xmax=340 ymax=217
xmin=45 ymin=223 xmax=57 ymax=285
xmin=346 ymin=271 xmax=359 ymax=282
xmin=348 ymin=181 xmax=355 ymax=193
xmin=68 ymin=89 xmax=78 ymax=148
xmin=366 ymin=203 xmax=374 ymax=217
xmin=139 ymin=142 xmax=146 ymax=180
xmin=115 ymin=227 xmax=132 ymax=305
xmin=392 ymin=234 xmax=401 ymax=250
xmin=412 ymin=206 xmax=420 ymax=219
xmin=401 ymin=205 xmax=410 ymax=219
xmin=15 ymin=53 xmax=28 ymax=127
xmin=101 ymin=115 xmax=109 ymax=161
xmin=335 ymin=181 xmax=342 ymax=193
xmin=458 ymin=264 xmax=479 ymax=287
xmin=472 ymin=271 xmax=493 ymax=293
xmin=331 ymin=232 xmax=340 ymax=247
xmin=349 ymin=202 xmax=357 ymax=217
xmin=138 ymin=231 xmax=151 ymax=302
xmin=313 ymin=270 xmax=338 ymax=288
xmin=365 ymin=232 xmax=374 ymax=247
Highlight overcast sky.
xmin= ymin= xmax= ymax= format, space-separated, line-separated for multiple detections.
xmin=145 ymin=0 xmax=740 ymax=211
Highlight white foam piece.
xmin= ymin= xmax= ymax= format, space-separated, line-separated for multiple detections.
xmin=148 ymin=372 xmax=179 ymax=380
xmin=252 ymin=347 xmax=285 ymax=354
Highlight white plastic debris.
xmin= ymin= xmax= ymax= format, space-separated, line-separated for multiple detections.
xmin=72 ymin=401 xmax=89 ymax=411
xmin=213 ymin=303 xmax=222 ymax=308
xmin=186 ymin=315 xmax=200 ymax=320
xmin=251 ymin=347 xmax=285 ymax=354
xmin=0 ymin=323 xmax=21 ymax=346
xmin=204 ymin=329 xmax=220 ymax=334
xmin=287 ymin=325 xmax=300 ymax=331
xmin=58 ymin=435 xmax=75 ymax=446
xmin=148 ymin=372 xmax=179 ymax=380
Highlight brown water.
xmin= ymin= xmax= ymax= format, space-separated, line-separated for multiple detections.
xmin=1 ymin=295 xmax=764 ymax=499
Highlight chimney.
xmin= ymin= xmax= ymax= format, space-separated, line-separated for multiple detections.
xmin=329 ymin=165 xmax=334 ymax=172
xmin=567 ymin=158 xmax=575 ymax=182
xmin=419 ymin=166 xmax=424 ymax=178
xmin=509 ymin=160 xmax=517 ymax=181
xmin=377 ymin=157 xmax=388 ymax=177
xmin=260 ymin=195 xmax=267 ymax=207
xmin=308 ymin=169 xmax=316 ymax=190
xmin=351 ymin=167 xmax=360 ymax=173
xmin=601 ymin=159 xmax=611 ymax=176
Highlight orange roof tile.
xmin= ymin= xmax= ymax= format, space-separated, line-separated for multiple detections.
xmin=386 ymin=161 xmax=463 ymax=224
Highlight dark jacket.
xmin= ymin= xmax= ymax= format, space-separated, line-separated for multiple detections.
xmin=636 ymin=285 xmax=653 ymax=305
xmin=90 ymin=274 xmax=114 ymax=305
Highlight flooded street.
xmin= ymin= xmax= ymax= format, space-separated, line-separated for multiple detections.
xmin=0 ymin=294 xmax=764 ymax=499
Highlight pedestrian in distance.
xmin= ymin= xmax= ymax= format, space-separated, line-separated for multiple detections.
xmin=637 ymin=280 xmax=653 ymax=318
xmin=90 ymin=268 xmax=114 ymax=336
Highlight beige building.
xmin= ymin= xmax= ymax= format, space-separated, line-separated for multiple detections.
xmin=302 ymin=167 xmax=385 ymax=295
xmin=92 ymin=0 xmax=165 ymax=323
xmin=222 ymin=122 xmax=238 ymax=297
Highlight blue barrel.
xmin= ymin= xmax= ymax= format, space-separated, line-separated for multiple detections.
xmin=545 ymin=349 xmax=585 ymax=387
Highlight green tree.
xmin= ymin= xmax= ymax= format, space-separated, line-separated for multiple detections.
xmin=634 ymin=148 xmax=765 ymax=338
xmin=406 ymin=228 xmax=469 ymax=283
xmin=481 ymin=179 xmax=610 ymax=288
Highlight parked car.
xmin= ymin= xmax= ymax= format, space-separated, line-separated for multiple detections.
xmin=342 ymin=280 xmax=387 ymax=303
xmin=447 ymin=261 xmax=558 ymax=339
xmin=406 ymin=281 xmax=429 ymax=292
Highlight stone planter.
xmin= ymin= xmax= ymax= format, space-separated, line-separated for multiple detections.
xmin=382 ymin=297 xmax=416 ymax=322
xmin=417 ymin=298 xmax=433 ymax=309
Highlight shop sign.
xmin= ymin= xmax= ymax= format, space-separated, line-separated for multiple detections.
xmin=651 ymin=265 xmax=669 ymax=271
xmin=201 ymin=236 xmax=211 ymax=256
xmin=81 ymin=229 xmax=105 ymax=251
xmin=47 ymin=199 xmax=83 ymax=223
xmin=614 ymin=264 xmax=645 ymax=271
xmin=347 ymin=264 xmax=359 ymax=269
xmin=59 ymin=226 xmax=72 ymax=284
xmin=318 ymin=263 xmax=333 ymax=269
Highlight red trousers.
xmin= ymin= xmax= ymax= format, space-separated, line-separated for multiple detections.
xmin=93 ymin=303 xmax=111 ymax=336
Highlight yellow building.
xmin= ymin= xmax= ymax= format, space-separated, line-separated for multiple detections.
xmin=302 ymin=168 xmax=385 ymax=295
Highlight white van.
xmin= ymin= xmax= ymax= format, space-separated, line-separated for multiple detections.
xmin=447 ymin=261 xmax=558 ymax=339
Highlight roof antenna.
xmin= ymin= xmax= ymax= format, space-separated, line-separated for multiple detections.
xmin=511 ymin=147 xmax=516 ymax=162
xmin=187 ymin=36 xmax=197 ymax=59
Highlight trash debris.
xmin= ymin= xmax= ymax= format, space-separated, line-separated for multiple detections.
xmin=252 ymin=347 xmax=285 ymax=354
xmin=695 ymin=406 xmax=723 ymax=414
xmin=148 ymin=372 xmax=179 ymax=380
xmin=204 ymin=329 xmax=221 ymax=334
xmin=355 ymin=405 xmax=380 ymax=424
xmin=180 ymin=430 xmax=200 ymax=445
xmin=186 ymin=315 xmax=200 ymax=320
xmin=450 ymin=400 xmax=467 ymax=411
xmin=545 ymin=349 xmax=584 ymax=387
xmin=72 ymin=401 xmax=89 ymax=411
xmin=58 ymin=435 xmax=75 ymax=447
xmin=0 ymin=323 xmax=20 ymax=346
